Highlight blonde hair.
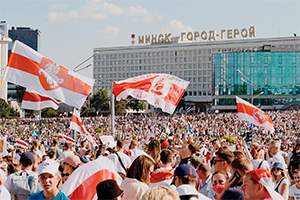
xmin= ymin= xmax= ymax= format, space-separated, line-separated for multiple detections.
xmin=141 ymin=185 xmax=180 ymax=200
xmin=56 ymin=171 xmax=62 ymax=189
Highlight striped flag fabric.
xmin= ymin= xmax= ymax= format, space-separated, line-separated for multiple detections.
xmin=21 ymin=90 xmax=59 ymax=110
xmin=236 ymin=96 xmax=274 ymax=133
xmin=186 ymin=107 xmax=192 ymax=113
xmin=60 ymin=156 xmax=122 ymax=200
xmin=191 ymin=106 xmax=196 ymax=111
xmin=173 ymin=116 xmax=180 ymax=122
xmin=155 ymin=128 xmax=161 ymax=134
xmin=15 ymin=139 xmax=29 ymax=149
xmin=180 ymin=114 xmax=189 ymax=126
xmin=58 ymin=133 xmax=76 ymax=144
xmin=3 ymin=40 xmax=94 ymax=109
xmin=70 ymin=108 xmax=94 ymax=145
xmin=31 ymin=123 xmax=36 ymax=130
xmin=257 ymin=103 xmax=262 ymax=109
xmin=113 ymin=74 xmax=189 ymax=114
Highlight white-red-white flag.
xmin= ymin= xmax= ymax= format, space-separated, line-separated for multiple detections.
xmin=21 ymin=90 xmax=59 ymax=110
xmin=60 ymin=156 xmax=122 ymax=200
xmin=155 ymin=128 xmax=161 ymax=134
xmin=236 ymin=96 xmax=274 ymax=133
xmin=58 ymin=133 xmax=76 ymax=144
xmin=113 ymin=74 xmax=189 ymax=114
xmin=180 ymin=114 xmax=189 ymax=126
xmin=70 ymin=109 xmax=94 ymax=145
xmin=3 ymin=40 xmax=94 ymax=109
xmin=15 ymin=139 xmax=28 ymax=149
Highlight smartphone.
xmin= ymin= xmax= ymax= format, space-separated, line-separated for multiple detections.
xmin=230 ymin=171 xmax=241 ymax=187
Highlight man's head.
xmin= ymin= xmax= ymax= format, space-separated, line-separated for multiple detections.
xmin=214 ymin=147 xmax=234 ymax=172
xmin=268 ymin=140 xmax=280 ymax=156
xmin=116 ymin=139 xmax=126 ymax=151
xmin=160 ymin=149 xmax=173 ymax=166
xmin=242 ymin=169 xmax=283 ymax=200
xmin=197 ymin=163 xmax=210 ymax=181
xmin=129 ymin=140 xmax=138 ymax=150
xmin=19 ymin=152 xmax=35 ymax=169
xmin=174 ymin=164 xmax=197 ymax=187
xmin=230 ymin=157 xmax=253 ymax=185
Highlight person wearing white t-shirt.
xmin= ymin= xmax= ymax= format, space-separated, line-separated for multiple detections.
xmin=250 ymin=146 xmax=270 ymax=171
xmin=108 ymin=139 xmax=131 ymax=177
xmin=271 ymin=162 xmax=289 ymax=200
xmin=289 ymin=169 xmax=300 ymax=200
xmin=268 ymin=140 xmax=286 ymax=168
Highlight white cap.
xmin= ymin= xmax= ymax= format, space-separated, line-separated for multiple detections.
xmin=38 ymin=159 xmax=59 ymax=176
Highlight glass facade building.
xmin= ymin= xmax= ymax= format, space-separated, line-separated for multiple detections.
xmin=213 ymin=51 xmax=300 ymax=108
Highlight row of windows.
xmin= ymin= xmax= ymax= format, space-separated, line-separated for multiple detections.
xmin=96 ymin=49 xmax=215 ymax=60
xmin=94 ymin=65 xmax=212 ymax=73
xmin=94 ymin=56 xmax=212 ymax=66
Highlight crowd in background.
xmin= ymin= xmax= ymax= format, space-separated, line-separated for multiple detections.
xmin=0 ymin=110 xmax=300 ymax=199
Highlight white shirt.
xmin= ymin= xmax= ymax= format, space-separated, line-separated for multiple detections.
xmin=251 ymin=159 xmax=270 ymax=170
xmin=289 ymin=184 xmax=300 ymax=200
xmin=0 ymin=185 xmax=10 ymax=199
xmin=130 ymin=149 xmax=148 ymax=162
xmin=60 ymin=150 xmax=74 ymax=160
xmin=108 ymin=152 xmax=131 ymax=175
xmin=268 ymin=152 xmax=286 ymax=168
xmin=274 ymin=178 xmax=289 ymax=200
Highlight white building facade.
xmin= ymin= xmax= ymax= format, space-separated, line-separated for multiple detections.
xmin=93 ymin=36 xmax=300 ymax=104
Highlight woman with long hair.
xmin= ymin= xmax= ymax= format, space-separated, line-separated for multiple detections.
xmin=147 ymin=139 xmax=161 ymax=168
xmin=120 ymin=155 xmax=155 ymax=200
xmin=271 ymin=162 xmax=289 ymax=200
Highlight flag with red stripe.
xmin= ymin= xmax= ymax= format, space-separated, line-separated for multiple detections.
xmin=180 ymin=114 xmax=189 ymax=126
xmin=70 ymin=108 xmax=94 ymax=145
xmin=60 ymin=156 xmax=122 ymax=200
xmin=236 ymin=96 xmax=274 ymax=133
xmin=3 ymin=40 xmax=94 ymax=109
xmin=113 ymin=74 xmax=189 ymax=114
xmin=15 ymin=139 xmax=28 ymax=149
xmin=21 ymin=90 xmax=59 ymax=110
xmin=58 ymin=133 xmax=76 ymax=144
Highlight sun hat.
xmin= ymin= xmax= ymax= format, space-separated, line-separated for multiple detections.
xmin=96 ymin=179 xmax=123 ymax=199
xmin=248 ymin=169 xmax=284 ymax=200
xmin=272 ymin=162 xmax=284 ymax=171
xmin=61 ymin=155 xmax=81 ymax=168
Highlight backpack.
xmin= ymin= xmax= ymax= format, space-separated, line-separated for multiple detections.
xmin=289 ymin=151 xmax=300 ymax=179
xmin=11 ymin=170 xmax=39 ymax=200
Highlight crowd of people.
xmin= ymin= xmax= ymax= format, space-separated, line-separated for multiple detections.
xmin=0 ymin=110 xmax=300 ymax=199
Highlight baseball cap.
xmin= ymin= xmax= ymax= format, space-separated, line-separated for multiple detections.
xmin=174 ymin=164 xmax=196 ymax=178
xmin=61 ymin=155 xmax=81 ymax=168
xmin=20 ymin=152 xmax=35 ymax=165
xmin=250 ymin=146 xmax=264 ymax=157
xmin=161 ymin=141 xmax=169 ymax=148
xmin=248 ymin=169 xmax=284 ymax=200
xmin=96 ymin=179 xmax=123 ymax=199
xmin=38 ymin=159 xmax=59 ymax=176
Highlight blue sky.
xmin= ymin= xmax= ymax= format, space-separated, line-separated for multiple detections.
xmin=1 ymin=0 xmax=299 ymax=78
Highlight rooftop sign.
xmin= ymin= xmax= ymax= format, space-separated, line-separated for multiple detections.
xmin=131 ymin=26 xmax=256 ymax=45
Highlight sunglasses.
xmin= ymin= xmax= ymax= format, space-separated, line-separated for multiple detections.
xmin=62 ymin=173 xmax=69 ymax=177
xmin=212 ymin=159 xmax=224 ymax=165
xmin=272 ymin=168 xmax=282 ymax=172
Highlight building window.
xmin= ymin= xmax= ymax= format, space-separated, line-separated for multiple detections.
xmin=293 ymin=56 xmax=296 ymax=64
xmin=250 ymin=56 xmax=254 ymax=64
xmin=264 ymin=56 xmax=268 ymax=64
xmin=278 ymin=66 xmax=282 ymax=74
xmin=264 ymin=67 xmax=268 ymax=74
xmin=293 ymin=66 xmax=296 ymax=74
xmin=278 ymin=56 xmax=282 ymax=64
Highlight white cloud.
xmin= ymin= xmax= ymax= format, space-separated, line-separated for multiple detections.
xmin=161 ymin=20 xmax=193 ymax=36
xmin=98 ymin=25 xmax=121 ymax=38
xmin=47 ymin=0 xmax=163 ymax=23
xmin=51 ymin=4 xmax=66 ymax=10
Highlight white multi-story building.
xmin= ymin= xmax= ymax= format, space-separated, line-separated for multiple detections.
xmin=0 ymin=21 xmax=12 ymax=102
xmin=93 ymin=36 xmax=300 ymax=105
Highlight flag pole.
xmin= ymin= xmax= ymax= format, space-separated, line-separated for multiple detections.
xmin=111 ymin=82 xmax=115 ymax=137
xmin=38 ymin=110 xmax=41 ymax=140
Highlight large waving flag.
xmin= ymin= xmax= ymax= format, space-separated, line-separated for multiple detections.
xmin=70 ymin=109 xmax=94 ymax=145
xmin=21 ymin=90 xmax=59 ymax=110
xmin=236 ymin=96 xmax=274 ymax=133
xmin=113 ymin=74 xmax=189 ymax=114
xmin=3 ymin=40 xmax=94 ymax=109
xmin=60 ymin=156 xmax=122 ymax=200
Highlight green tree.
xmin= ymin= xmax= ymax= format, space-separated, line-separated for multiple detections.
xmin=125 ymin=96 xmax=144 ymax=112
xmin=115 ymin=99 xmax=126 ymax=115
xmin=0 ymin=99 xmax=20 ymax=118
xmin=90 ymin=89 xmax=110 ymax=115
xmin=16 ymin=85 xmax=26 ymax=103
xmin=42 ymin=108 xmax=58 ymax=118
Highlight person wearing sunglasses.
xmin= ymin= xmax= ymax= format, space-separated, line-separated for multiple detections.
xmin=271 ymin=162 xmax=289 ymax=200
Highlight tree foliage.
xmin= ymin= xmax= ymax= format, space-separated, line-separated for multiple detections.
xmin=0 ymin=99 xmax=20 ymax=118
xmin=42 ymin=108 xmax=58 ymax=118
xmin=125 ymin=96 xmax=145 ymax=112
xmin=90 ymin=89 xmax=110 ymax=115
